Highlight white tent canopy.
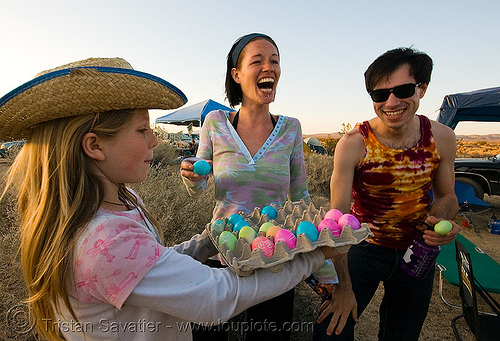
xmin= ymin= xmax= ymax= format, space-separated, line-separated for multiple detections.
xmin=155 ymin=99 xmax=232 ymax=127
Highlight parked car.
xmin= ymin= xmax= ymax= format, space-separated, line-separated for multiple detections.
xmin=0 ymin=140 xmax=25 ymax=158
xmin=454 ymin=154 xmax=500 ymax=199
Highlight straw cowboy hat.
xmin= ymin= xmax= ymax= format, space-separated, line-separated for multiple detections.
xmin=0 ymin=57 xmax=187 ymax=140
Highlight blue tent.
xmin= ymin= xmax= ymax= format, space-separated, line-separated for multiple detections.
xmin=436 ymin=86 xmax=500 ymax=129
xmin=155 ymin=99 xmax=232 ymax=127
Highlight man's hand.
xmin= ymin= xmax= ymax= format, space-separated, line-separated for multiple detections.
xmin=422 ymin=216 xmax=460 ymax=247
xmin=316 ymin=282 xmax=358 ymax=336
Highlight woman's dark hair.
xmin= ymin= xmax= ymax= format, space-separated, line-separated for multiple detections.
xmin=225 ymin=33 xmax=279 ymax=108
xmin=364 ymin=47 xmax=433 ymax=93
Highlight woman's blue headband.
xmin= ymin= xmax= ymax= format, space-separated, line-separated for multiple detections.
xmin=230 ymin=33 xmax=275 ymax=68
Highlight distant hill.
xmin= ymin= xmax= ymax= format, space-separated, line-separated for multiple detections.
xmin=456 ymin=134 xmax=500 ymax=141
xmin=304 ymin=133 xmax=500 ymax=142
xmin=303 ymin=133 xmax=341 ymax=139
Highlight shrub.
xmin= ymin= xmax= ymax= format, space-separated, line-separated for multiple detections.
xmin=320 ymin=138 xmax=340 ymax=155
xmin=0 ymin=187 xmax=34 ymax=340
xmin=304 ymin=153 xmax=334 ymax=203
xmin=152 ymin=141 xmax=178 ymax=166
xmin=6 ymin=145 xmax=23 ymax=162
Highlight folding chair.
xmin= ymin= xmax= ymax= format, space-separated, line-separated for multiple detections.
xmin=454 ymin=180 xmax=493 ymax=232
xmin=436 ymin=234 xmax=500 ymax=310
xmin=451 ymin=239 xmax=500 ymax=341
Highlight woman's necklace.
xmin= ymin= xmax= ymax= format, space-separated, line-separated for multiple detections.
xmin=103 ymin=200 xmax=128 ymax=207
xmin=231 ymin=110 xmax=276 ymax=130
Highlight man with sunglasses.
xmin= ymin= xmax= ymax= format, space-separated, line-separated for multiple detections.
xmin=313 ymin=47 xmax=460 ymax=341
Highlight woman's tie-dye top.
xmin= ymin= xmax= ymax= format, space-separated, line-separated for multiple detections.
xmin=184 ymin=109 xmax=310 ymax=219
xmin=351 ymin=115 xmax=440 ymax=250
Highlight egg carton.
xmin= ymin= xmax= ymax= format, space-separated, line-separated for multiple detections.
xmin=207 ymin=200 xmax=373 ymax=277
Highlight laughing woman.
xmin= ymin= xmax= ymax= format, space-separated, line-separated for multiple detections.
xmin=181 ymin=33 xmax=310 ymax=341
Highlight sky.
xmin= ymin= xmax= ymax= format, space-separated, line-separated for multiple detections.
xmin=1 ymin=0 xmax=500 ymax=136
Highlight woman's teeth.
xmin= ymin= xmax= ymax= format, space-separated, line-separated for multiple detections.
xmin=257 ymin=78 xmax=274 ymax=92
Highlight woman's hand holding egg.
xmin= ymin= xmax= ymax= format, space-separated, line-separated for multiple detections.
xmin=180 ymin=157 xmax=213 ymax=181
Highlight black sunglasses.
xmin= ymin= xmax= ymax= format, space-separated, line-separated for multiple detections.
xmin=369 ymin=83 xmax=422 ymax=103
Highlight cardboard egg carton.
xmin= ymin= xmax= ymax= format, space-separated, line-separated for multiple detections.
xmin=207 ymin=200 xmax=373 ymax=277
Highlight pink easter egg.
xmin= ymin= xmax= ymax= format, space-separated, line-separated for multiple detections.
xmin=252 ymin=236 xmax=275 ymax=257
xmin=275 ymin=229 xmax=297 ymax=249
xmin=338 ymin=214 xmax=361 ymax=230
xmin=318 ymin=219 xmax=342 ymax=237
xmin=324 ymin=208 xmax=343 ymax=222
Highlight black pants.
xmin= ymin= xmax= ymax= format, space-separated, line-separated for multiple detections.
xmin=313 ymin=242 xmax=435 ymax=341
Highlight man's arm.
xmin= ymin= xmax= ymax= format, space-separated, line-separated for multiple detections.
xmin=424 ymin=121 xmax=460 ymax=246
xmin=318 ymin=130 xmax=365 ymax=336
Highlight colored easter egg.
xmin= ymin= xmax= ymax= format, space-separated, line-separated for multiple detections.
xmin=218 ymin=231 xmax=237 ymax=251
xmin=296 ymin=221 xmax=319 ymax=242
xmin=193 ymin=160 xmax=211 ymax=175
xmin=265 ymin=225 xmax=282 ymax=238
xmin=434 ymin=220 xmax=453 ymax=235
xmin=259 ymin=222 xmax=275 ymax=233
xmin=261 ymin=205 xmax=278 ymax=220
xmin=210 ymin=219 xmax=226 ymax=237
xmin=318 ymin=219 xmax=342 ymax=237
xmin=275 ymin=229 xmax=297 ymax=249
xmin=228 ymin=213 xmax=243 ymax=227
xmin=252 ymin=236 xmax=275 ymax=257
xmin=233 ymin=219 xmax=250 ymax=232
xmin=239 ymin=225 xmax=257 ymax=243
xmin=324 ymin=208 xmax=343 ymax=222
xmin=338 ymin=214 xmax=361 ymax=230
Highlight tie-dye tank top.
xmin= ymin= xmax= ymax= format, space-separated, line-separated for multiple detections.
xmin=351 ymin=115 xmax=440 ymax=249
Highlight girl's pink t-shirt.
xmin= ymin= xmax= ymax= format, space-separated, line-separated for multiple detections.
xmin=73 ymin=208 xmax=166 ymax=308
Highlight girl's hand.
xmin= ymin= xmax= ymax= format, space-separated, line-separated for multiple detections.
xmin=180 ymin=157 xmax=213 ymax=181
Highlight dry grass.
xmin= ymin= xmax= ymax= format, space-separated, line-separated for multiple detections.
xmin=1 ymin=142 xmax=500 ymax=340
xmin=456 ymin=140 xmax=500 ymax=158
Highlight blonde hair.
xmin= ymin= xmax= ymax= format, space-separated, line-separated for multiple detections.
xmin=2 ymin=109 xmax=162 ymax=340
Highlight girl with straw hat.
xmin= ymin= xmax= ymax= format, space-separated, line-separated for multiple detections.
xmin=0 ymin=57 xmax=341 ymax=341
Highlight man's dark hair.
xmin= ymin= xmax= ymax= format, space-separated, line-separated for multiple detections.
xmin=364 ymin=47 xmax=433 ymax=92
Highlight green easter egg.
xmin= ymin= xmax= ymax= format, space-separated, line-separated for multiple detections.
xmin=239 ymin=226 xmax=257 ymax=243
xmin=218 ymin=231 xmax=237 ymax=251
xmin=434 ymin=220 xmax=453 ymax=235
xmin=259 ymin=222 xmax=275 ymax=233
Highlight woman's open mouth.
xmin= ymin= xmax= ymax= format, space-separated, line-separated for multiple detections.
xmin=257 ymin=78 xmax=275 ymax=93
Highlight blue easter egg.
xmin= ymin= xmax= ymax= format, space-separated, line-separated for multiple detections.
xmin=233 ymin=219 xmax=250 ymax=232
xmin=193 ymin=160 xmax=211 ymax=175
xmin=297 ymin=221 xmax=319 ymax=242
xmin=261 ymin=205 xmax=278 ymax=220
xmin=228 ymin=213 xmax=243 ymax=227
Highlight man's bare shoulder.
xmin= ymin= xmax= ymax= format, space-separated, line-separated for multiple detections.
xmin=429 ymin=119 xmax=457 ymax=158
xmin=430 ymin=119 xmax=456 ymax=143
xmin=339 ymin=126 xmax=363 ymax=146
xmin=335 ymin=126 xmax=366 ymax=162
